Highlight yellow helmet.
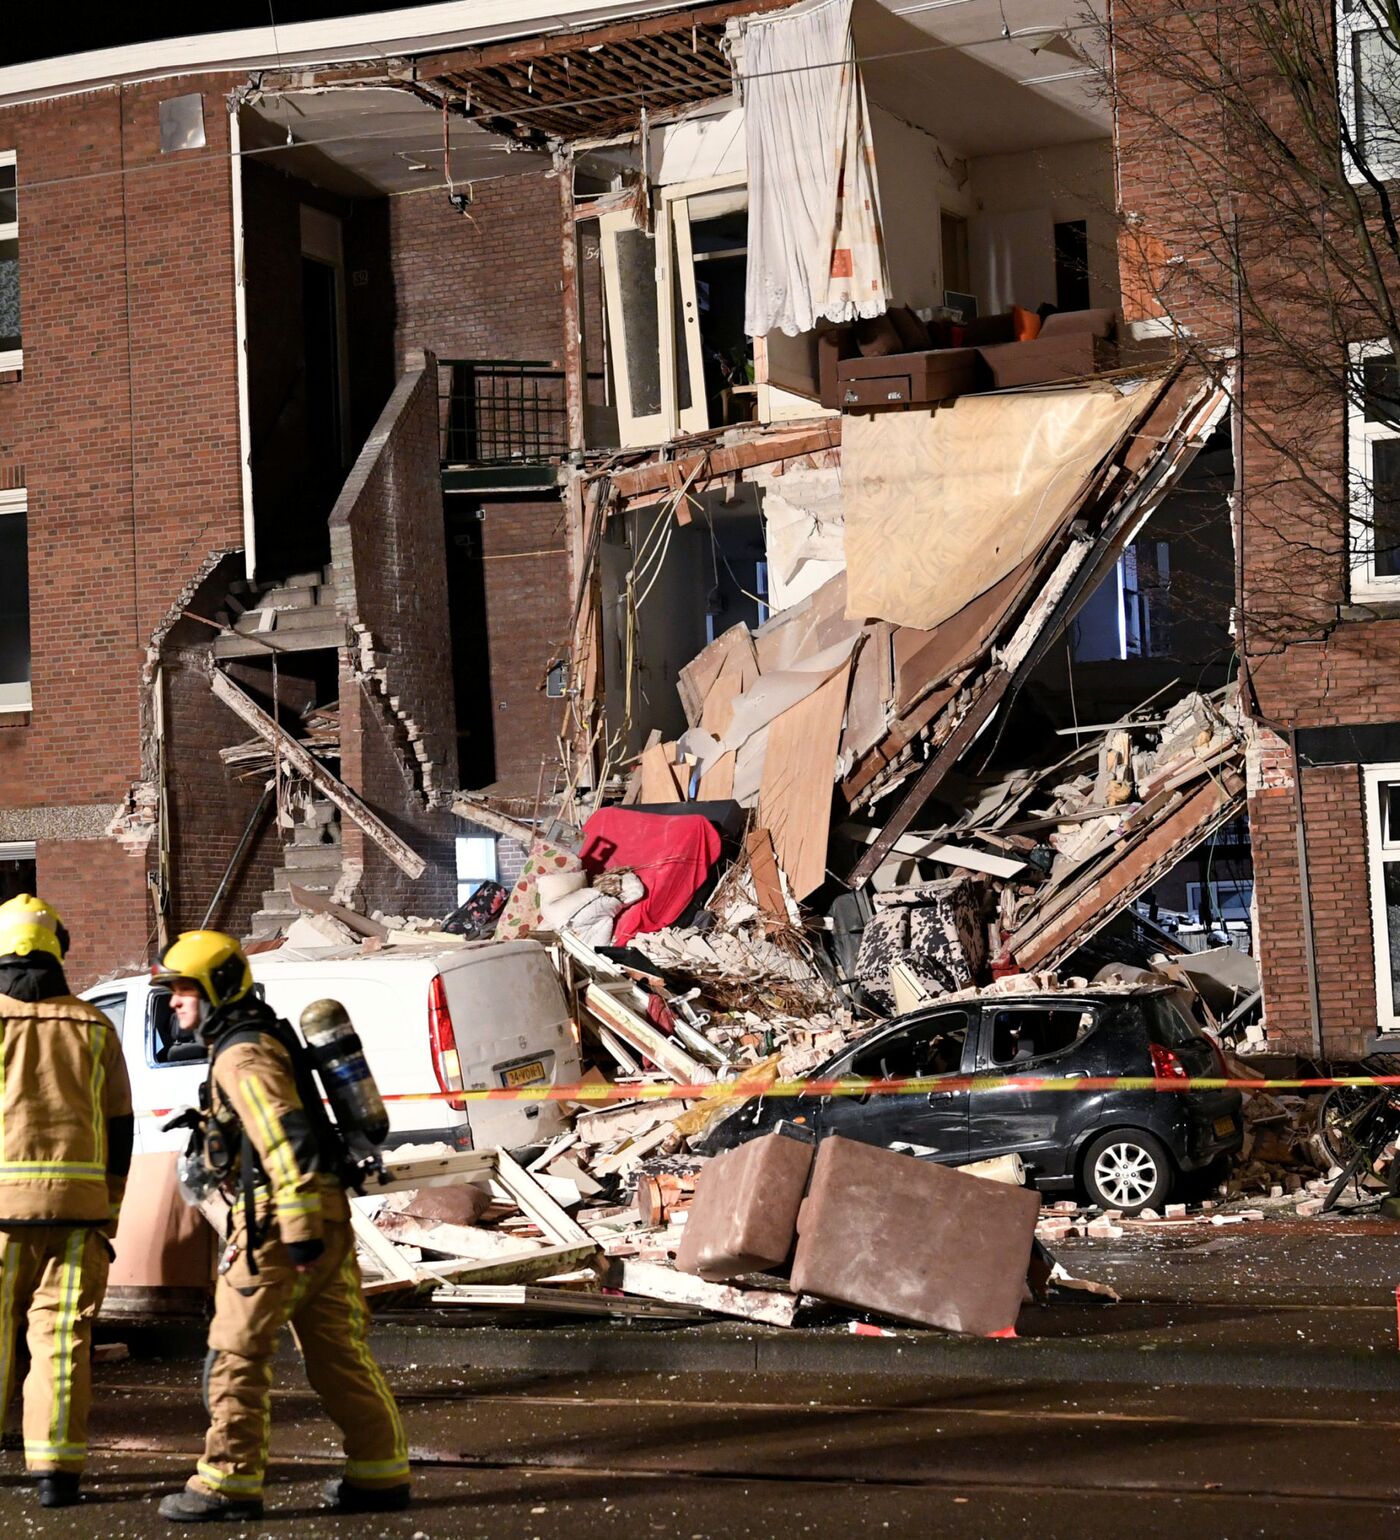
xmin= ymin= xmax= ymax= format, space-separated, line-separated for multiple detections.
xmin=155 ymin=930 xmax=254 ymax=1010
xmin=0 ymin=894 xmax=68 ymax=962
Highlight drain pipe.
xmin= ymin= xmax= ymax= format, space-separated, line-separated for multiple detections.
xmin=202 ymin=785 xmax=274 ymax=931
xmin=1287 ymin=728 xmax=1325 ymax=1061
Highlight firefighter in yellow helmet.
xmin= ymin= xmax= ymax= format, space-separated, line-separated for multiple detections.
xmin=0 ymin=894 xmax=133 ymax=1509
xmin=153 ymin=930 xmax=408 ymax=1523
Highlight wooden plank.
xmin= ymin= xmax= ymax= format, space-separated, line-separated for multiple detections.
xmin=696 ymin=750 xmax=735 ymax=802
xmin=584 ymin=982 xmax=711 ymax=1086
xmin=431 ymin=1284 xmax=707 ymax=1319
xmin=745 ymin=827 xmax=788 ymax=918
xmin=414 ymin=1242 xmax=599 ymax=1288
xmin=374 ymin=1149 xmax=496 ymax=1194
xmin=758 ymin=662 xmax=851 ymax=900
xmin=606 ymin=422 xmax=842 ymax=502
xmin=288 ymin=884 xmax=389 ymax=940
xmin=637 ymin=739 xmax=686 ymax=803
xmin=492 ymin=1148 xmax=596 ymax=1249
xmin=210 ymin=669 xmax=426 ymax=879
xmin=450 ymin=797 xmax=538 ymax=844
xmin=617 ymin=1260 xmax=800 ymax=1327
xmin=351 ymin=1209 xmax=420 ymax=1291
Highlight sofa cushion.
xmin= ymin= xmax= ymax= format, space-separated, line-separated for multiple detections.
xmin=1039 ymin=306 xmax=1117 ymax=340
xmin=887 ymin=306 xmax=931 ymax=351
xmin=855 ymin=314 xmax=905 ymax=357
xmin=1011 ymin=305 xmax=1042 ymax=342
xmin=961 ymin=312 xmax=1017 ymax=346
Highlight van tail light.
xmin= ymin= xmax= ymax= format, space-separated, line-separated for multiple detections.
xmin=428 ymin=977 xmax=466 ymax=1111
xmin=1149 ymin=1042 xmax=1190 ymax=1081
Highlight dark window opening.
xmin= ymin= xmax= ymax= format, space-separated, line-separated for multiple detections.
xmin=0 ymin=507 xmax=30 ymax=693
xmin=1054 ymin=219 xmax=1091 ymax=312
xmin=444 ymin=497 xmax=497 ymax=789
xmin=0 ymin=849 xmax=35 ymax=906
xmin=1370 ymin=438 xmax=1400 ymax=578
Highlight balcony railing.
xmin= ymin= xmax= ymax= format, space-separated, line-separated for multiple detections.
xmin=438 ymin=359 xmax=569 ymax=467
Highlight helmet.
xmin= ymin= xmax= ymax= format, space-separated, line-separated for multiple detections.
xmin=155 ymin=931 xmax=254 ymax=1011
xmin=0 ymin=894 xmax=69 ymax=962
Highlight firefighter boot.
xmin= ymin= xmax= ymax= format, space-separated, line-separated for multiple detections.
xmin=36 ymin=1474 xmax=79 ymax=1508
xmin=324 ymin=1477 xmax=411 ymax=1512
xmin=158 ymin=1484 xmax=264 ymax=1524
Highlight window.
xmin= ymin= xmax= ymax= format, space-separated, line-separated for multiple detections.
xmin=148 ymin=986 xmax=206 ymax=1066
xmin=88 ymin=993 xmax=127 ymax=1041
xmin=1343 ymin=16 xmax=1400 ymax=178
xmin=456 ymin=835 xmax=497 ymax=907
xmin=848 ymin=1010 xmax=970 ymax=1079
xmin=988 ymin=1007 xmax=1095 ymax=1066
xmin=1184 ymin=879 xmax=1255 ymax=923
xmin=0 ymin=151 xmax=16 ymax=368
xmin=0 ymin=841 xmax=35 ymax=903
xmin=1347 ymin=342 xmax=1400 ymax=600
xmin=1364 ymin=765 xmax=1400 ymax=1031
xmin=0 ymin=488 xmax=29 ymax=711
xmin=1071 ymin=539 xmax=1171 ymax=660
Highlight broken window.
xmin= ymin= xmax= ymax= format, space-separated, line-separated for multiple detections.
xmin=1070 ymin=539 xmax=1171 ymax=660
xmin=0 ymin=151 xmax=18 ymax=367
xmin=1348 ymin=342 xmax=1400 ymax=600
xmin=1364 ymin=767 xmax=1400 ymax=1029
xmin=848 ymin=1010 xmax=970 ymax=1080
xmin=456 ymin=836 xmax=497 ymax=906
xmin=988 ymin=1007 xmax=1094 ymax=1066
xmin=1184 ymin=879 xmax=1254 ymax=925
xmin=0 ymin=489 xmax=30 ymax=711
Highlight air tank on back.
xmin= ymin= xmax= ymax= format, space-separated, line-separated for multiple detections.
xmin=299 ymin=998 xmax=390 ymax=1148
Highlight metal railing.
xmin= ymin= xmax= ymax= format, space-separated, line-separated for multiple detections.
xmin=438 ymin=359 xmax=569 ymax=466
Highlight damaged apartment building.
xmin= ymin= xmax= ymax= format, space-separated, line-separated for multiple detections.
xmin=0 ymin=0 xmax=1246 ymax=995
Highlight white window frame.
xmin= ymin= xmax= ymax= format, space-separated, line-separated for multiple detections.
xmin=455 ymin=835 xmax=498 ymax=907
xmin=1347 ymin=339 xmax=1400 ymax=601
xmin=0 ymin=486 xmax=28 ymax=712
xmin=1184 ymin=879 xmax=1255 ymax=923
xmin=1339 ymin=4 xmax=1400 ymax=185
xmin=1363 ymin=762 xmax=1400 ymax=1033
xmin=0 ymin=149 xmax=18 ymax=371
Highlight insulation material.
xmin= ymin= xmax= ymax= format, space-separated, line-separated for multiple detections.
xmin=755 ymin=464 xmax=847 ymax=612
xmin=842 ymin=387 xmax=1145 ymax=630
xmin=721 ymin=633 xmax=860 ymax=758
xmin=742 ymin=0 xmax=889 ymax=337
xmin=757 ymin=660 xmax=852 ymax=897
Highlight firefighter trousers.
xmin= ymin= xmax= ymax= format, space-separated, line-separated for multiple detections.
xmin=0 ymin=1225 xmax=111 ymax=1474
xmin=190 ymin=1217 xmax=407 ymax=1502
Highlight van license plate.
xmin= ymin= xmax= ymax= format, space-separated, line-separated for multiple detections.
xmin=502 ymin=1060 xmax=546 ymax=1088
xmin=1214 ymin=1116 xmax=1237 ymax=1137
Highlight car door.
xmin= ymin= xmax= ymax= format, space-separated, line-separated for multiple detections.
xmin=84 ymin=983 xmax=142 ymax=1153
xmin=967 ymin=1001 xmax=1102 ymax=1175
xmin=140 ymin=983 xmax=209 ymax=1154
xmin=814 ymin=1008 xmax=974 ymax=1163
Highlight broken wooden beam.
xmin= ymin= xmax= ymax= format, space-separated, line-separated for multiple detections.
xmin=615 ymin=1259 xmax=801 ymax=1327
xmin=209 ymin=669 xmax=427 ymax=879
xmin=603 ymin=422 xmax=841 ymax=502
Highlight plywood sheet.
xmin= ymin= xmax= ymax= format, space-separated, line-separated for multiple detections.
xmin=638 ymin=740 xmax=685 ymax=802
xmin=842 ymin=387 xmax=1144 ymax=630
xmin=678 ymin=624 xmax=757 ymax=730
xmin=758 ymin=661 xmax=851 ymax=898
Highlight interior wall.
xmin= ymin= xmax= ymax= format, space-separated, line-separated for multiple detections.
xmin=967 ymin=138 xmax=1121 ymax=313
xmin=868 ymin=105 xmax=972 ymax=311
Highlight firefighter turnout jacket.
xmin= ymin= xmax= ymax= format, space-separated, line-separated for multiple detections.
xmin=183 ymin=999 xmax=407 ymax=1506
xmin=0 ymin=970 xmax=133 ymax=1475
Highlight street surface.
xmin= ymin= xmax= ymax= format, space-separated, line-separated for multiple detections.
xmin=0 ymin=1217 xmax=1394 ymax=1537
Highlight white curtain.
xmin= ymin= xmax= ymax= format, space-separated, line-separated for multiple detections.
xmin=742 ymin=0 xmax=890 ymax=337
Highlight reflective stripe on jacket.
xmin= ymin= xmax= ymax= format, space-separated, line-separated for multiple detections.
xmin=0 ymin=992 xmax=134 ymax=1227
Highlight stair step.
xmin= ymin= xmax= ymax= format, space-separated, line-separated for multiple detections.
xmin=274 ymin=869 xmax=335 ymax=894
xmin=259 ymin=889 xmax=302 ymax=917
xmin=282 ymin=571 xmax=323 ymax=590
xmin=274 ymin=607 xmax=345 ymax=633
xmin=248 ymin=916 xmax=288 ymax=941
xmin=252 ymin=586 xmax=318 ymax=613
xmin=213 ymin=622 xmax=347 ymax=659
xmin=284 ymin=842 xmax=343 ymax=869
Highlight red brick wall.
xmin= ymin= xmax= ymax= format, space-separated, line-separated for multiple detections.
xmin=1251 ymin=764 xmax=1381 ymax=1056
xmin=388 ymin=171 xmax=565 ymax=367
xmin=480 ymin=497 xmax=570 ymax=796
xmin=0 ymin=79 xmax=245 ymax=980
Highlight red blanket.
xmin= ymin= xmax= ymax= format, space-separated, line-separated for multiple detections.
xmin=579 ymin=808 xmax=721 ymax=944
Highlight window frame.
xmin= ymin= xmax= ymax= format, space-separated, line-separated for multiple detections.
xmin=0 ymin=149 xmax=17 ymax=371
xmin=1338 ymin=7 xmax=1400 ymax=186
xmin=1364 ymin=762 xmax=1400 ymax=1033
xmin=1347 ymin=340 xmax=1400 ymax=601
xmin=0 ymin=485 xmax=29 ymax=712
xmin=980 ymin=1002 xmax=1100 ymax=1071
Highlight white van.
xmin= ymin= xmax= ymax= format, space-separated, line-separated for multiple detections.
xmin=82 ymin=940 xmax=582 ymax=1157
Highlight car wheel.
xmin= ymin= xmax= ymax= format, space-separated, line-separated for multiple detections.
xmin=1081 ymin=1130 xmax=1173 ymax=1215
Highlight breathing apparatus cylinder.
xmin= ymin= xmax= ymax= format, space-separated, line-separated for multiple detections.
xmin=299 ymin=998 xmax=390 ymax=1148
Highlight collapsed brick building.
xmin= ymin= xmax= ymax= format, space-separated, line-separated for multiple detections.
xmin=0 ymin=0 xmax=1266 ymax=1019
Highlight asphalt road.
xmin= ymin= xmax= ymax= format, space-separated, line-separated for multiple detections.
xmin=0 ymin=1363 xmax=1394 ymax=1538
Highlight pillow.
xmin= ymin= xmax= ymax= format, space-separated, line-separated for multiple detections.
xmin=1039 ymin=307 xmax=1117 ymax=340
xmin=887 ymin=306 xmax=931 ymax=351
xmin=961 ymin=312 xmax=1017 ymax=346
xmin=855 ymin=314 xmax=905 ymax=357
xmin=925 ymin=317 xmax=954 ymax=349
xmin=1011 ymin=305 xmax=1042 ymax=342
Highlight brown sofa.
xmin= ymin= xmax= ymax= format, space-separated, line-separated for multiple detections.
xmin=819 ymin=306 xmax=1120 ymax=411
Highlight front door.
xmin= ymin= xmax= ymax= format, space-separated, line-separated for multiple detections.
xmin=815 ymin=1008 xmax=974 ymax=1164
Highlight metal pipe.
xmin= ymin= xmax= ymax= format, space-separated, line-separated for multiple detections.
xmin=202 ymin=785 xmax=274 ymax=931
xmin=1287 ymin=729 xmax=1325 ymax=1061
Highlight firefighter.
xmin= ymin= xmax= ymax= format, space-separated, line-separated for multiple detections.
xmin=0 ymin=893 xmax=133 ymax=1509
xmin=153 ymin=930 xmax=408 ymax=1523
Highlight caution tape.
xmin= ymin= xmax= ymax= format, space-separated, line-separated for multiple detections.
xmin=140 ymin=1073 xmax=1400 ymax=1121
